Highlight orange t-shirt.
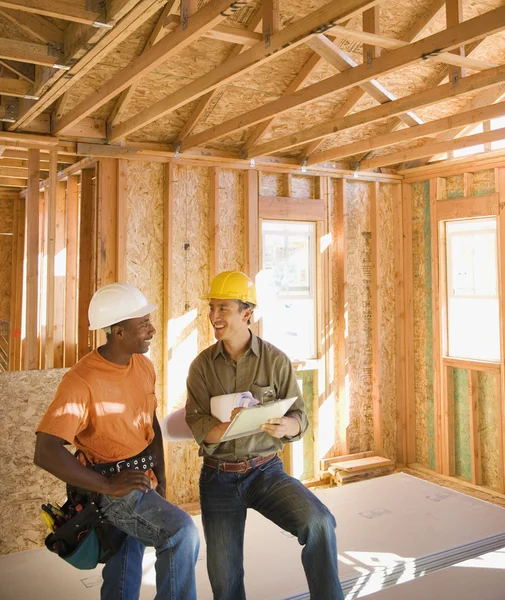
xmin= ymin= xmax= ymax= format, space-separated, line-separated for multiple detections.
xmin=37 ymin=349 xmax=158 ymax=484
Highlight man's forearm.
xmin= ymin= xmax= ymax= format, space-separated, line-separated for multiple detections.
xmin=34 ymin=433 xmax=111 ymax=494
xmin=204 ymin=421 xmax=229 ymax=443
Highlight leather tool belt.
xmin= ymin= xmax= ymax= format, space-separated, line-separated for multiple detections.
xmin=94 ymin=446 xmax=156 ymax=477
xmin=203 ymin=453 xmax=276 ymax=473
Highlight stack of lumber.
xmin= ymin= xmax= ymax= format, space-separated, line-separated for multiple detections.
xmin=327 ymin=455 xmax=394 ymax=485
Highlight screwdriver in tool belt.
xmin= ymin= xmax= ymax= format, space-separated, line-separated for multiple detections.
xmin=41 ymin=512 xmax=55 ymax=533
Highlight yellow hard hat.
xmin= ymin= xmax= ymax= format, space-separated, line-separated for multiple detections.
xmin=201 ymin=270 xmax=257 ymax=306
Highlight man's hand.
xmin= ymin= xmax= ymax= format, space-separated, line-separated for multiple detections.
xmin=230 ymin=406 xmax=246 ymax=420
xmin=105 ymin=470 xmax=152 ymax=497
xmin=156 ymin=479 xmax=167 ymax=499
xmin=260 ymin=416 xmax=300 ymax=439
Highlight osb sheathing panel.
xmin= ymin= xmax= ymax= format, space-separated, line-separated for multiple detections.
xmin=478 ymin=371 xmax=501 ymax=491
xmin=125 ymin=160 xmax=165 ymax=404
xmin=167 ymin=164 xmax=212 ymax=505
xmin=411 ymin=180 xmax=435 ymax=469
xmin=0 ymin=368 xmax=68 ymax=554
xmin=218 ymin=169 xmax=245 ymax=272
xmin=379 ymin=184 xmax=397 ymax=462
xmin=345 ymin=181 xmax=373 ymax=453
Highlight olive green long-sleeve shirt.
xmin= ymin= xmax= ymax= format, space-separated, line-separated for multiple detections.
xmin=185 ymin=332 xmax=308 ymax=460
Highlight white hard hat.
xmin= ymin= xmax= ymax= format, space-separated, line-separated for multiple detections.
xmin=88 ymin=282 xmax=157 ymax=330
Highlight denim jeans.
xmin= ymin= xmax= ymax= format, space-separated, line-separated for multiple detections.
xmin=98 ymin=489 xmax=200 ymax=600
xmin=101 ymin=536 xmax=145 ymax=600
xmin=199 ymin=455 xmax=344 ymax=600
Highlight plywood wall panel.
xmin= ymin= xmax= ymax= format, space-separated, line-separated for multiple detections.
xmin=379 ymin=184 xmax=397 ymax=462
xmin=168 ymin=164 xmax=212 ymax=505
xmin=125 ymin=161 xmax=165 ymax=402
xmin=0 ymin=369 xmax=67 ymax=555
xmin=218 ymin=169 xmax=245 ymax=273
xmin=345 ymin=181 xmax=373 ymax=454
xmin=291 ymin=176 xmax=314 ymax=199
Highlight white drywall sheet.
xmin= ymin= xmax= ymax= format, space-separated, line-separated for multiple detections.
xmin=2 ymin=474 xmax=505 ymax=600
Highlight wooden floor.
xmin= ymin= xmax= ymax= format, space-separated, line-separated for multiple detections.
xmin=2 ymin=473 xmax=505 ymax=600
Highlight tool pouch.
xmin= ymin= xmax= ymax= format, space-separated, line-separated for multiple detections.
xmin=43 ymin=451 xmax=127 ymax=570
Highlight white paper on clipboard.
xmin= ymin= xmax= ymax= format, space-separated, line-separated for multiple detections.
xmin=220 ymin=397 xmax=297 ymax=442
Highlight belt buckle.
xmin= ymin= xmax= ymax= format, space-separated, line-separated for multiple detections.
xmin=237 ymin=460 xmax=249 ymax=473
xmin=116 ymin=459 xmax=127 ymax=473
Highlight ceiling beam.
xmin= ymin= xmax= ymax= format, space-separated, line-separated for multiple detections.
xmin=184 ymin=6 xmax=505 ymax=154
xmin=307 ymin=99 xmax=505 ymax=165
xmin=360 ymin=126 xmax=505 ymax=170
xmin=0 ymin=0 xmax=104 ymax=26
xmin=0 ymin=166 xmax=29 ymax=178
xmin=108 ymin=0 xmax=179 ymax=128
xmin=1 ymin=149 xmax=75 ymax=162
xmin=0 ymin=37 xmax=66 ymax=69
xmin=249 ymin=62 xmax=505 ymax=158
xmin=54 ymin=0 xmax=259 ymax=135
xmin=10 ymin=0 xmax=166 ymax=131
xmin=0 ymin=77 xmax=35 ymax=98
xmin=0 ymin=8 xmax=64 ymax=43
xmin=108 ymin=0 xmax=385 ymax=142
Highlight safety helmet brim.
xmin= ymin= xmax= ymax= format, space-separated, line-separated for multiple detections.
xmin=89 ymin=302 xmax=157 ymax=330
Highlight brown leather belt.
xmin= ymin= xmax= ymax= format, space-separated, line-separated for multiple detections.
xmin=203 ymin=453 xmax=276 ymax=473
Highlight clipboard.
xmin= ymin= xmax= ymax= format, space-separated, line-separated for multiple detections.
xmin=220 ymin=397 xmax=297 ymax=442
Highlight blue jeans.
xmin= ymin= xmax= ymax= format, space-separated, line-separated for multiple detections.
xmin=101 ymin=536 xmax=145 ymax=600
xmin=98 ymin=489 xmax=200 ymax=600
xmin=199 ymin=455 xmax=344 ymax=600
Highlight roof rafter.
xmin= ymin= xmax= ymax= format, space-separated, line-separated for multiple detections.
xmin=0 ymin=0 xmax=104 ymax=26
xmin=360 ymin=125 xmax=505 ymax=170
xmin=108 ymin=0 xmax=385 ymax=142
xmin=303 ymin=0 xmax=445 ymax=158
xmin=325 ymin=24 xmax=496 ymax=71
xmin=0 ymin=77 xmax=34 ymax=98
xmin=0 ymin=37 xmax=65 ymax=69
xmin=306 ymin=34 xmax=423 ymax=126
xmin=176 ymin=7 xmax=263 ymax=142
xmin=108 ymin=0 xmax=179 ymax=128
xmin=0 ymin=8 xmax=64 ymax=43
xmin=55 ymin=0 xmax=260 ymax=135
xmin=307 ymin=99 xmax=505 ymax=165
xmin=10 ymin=0 xmax=167 ymax=131
xmin=183 ymin=6 xmax=505 ymax=154
xmin=249 ymin=62 xmax=505 ymax=159
xmin=421 ymin=85 xmax=505 ymax=164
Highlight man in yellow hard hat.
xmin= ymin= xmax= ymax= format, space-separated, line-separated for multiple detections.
xmin=185 ymin=270 xmax=344 ymax=600
xmin=35 ymin=282 xmax=200 ymax=600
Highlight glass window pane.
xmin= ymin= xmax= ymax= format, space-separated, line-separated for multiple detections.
xmin=446 ymin=217 xmax=500 ymax=361
xmin=260 ymin=220 xmax=316 ymax=359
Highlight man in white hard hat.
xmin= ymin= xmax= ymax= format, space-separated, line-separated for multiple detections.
xmin=35 ymin=282 xmax=199 ymax=600
xmin=185 ymin=270 xmax=344 ymax=600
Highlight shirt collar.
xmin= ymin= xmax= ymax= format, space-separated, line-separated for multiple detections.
xmin=212 ymin=331 xmax=260 ymax=360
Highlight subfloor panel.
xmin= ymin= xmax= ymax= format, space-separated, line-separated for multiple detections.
xmin=2 ymin=473 xmax=505 ymax=600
